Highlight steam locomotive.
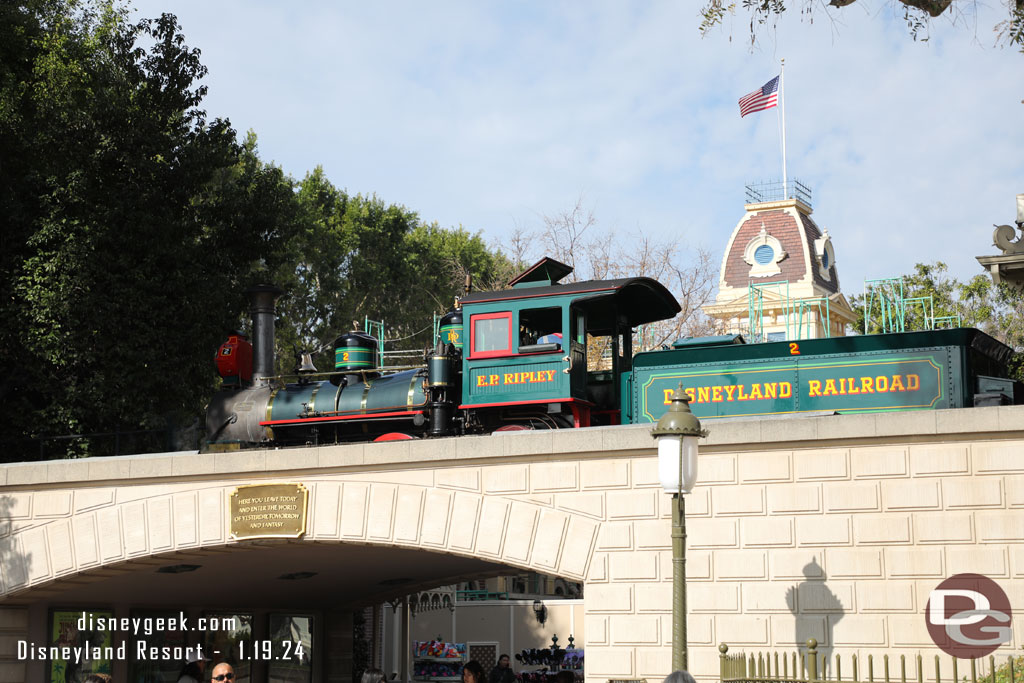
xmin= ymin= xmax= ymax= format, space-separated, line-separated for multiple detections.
xmin=204 ymin=258 xmax=1021 ymax=450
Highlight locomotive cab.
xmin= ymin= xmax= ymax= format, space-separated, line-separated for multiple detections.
xmin=457 ymin=257 xmax=680 ymax=431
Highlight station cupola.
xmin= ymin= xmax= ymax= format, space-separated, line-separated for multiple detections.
xmin=702 ymin=184 xmax=857 ymax=341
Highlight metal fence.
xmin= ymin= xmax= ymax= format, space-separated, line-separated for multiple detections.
xmin=720 ymin=639 xmax=1022 ymax=683
xmin=744 ymin=179 xmax=812 ymax=208
xmin=0 ymin=426 xmax=179 ymax=462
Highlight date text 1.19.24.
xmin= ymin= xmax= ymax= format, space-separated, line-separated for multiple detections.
xmin=236 ymin=640 xmax=305 ymax=661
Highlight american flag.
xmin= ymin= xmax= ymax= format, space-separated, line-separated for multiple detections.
xmin=738 ymin=76 xmax=779 ymax=118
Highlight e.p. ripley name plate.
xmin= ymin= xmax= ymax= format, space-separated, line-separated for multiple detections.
xmin=229 ymin=483 xmax=309 ymax=539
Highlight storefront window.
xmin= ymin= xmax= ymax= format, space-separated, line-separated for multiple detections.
xmin=203 ymin=612 xmax=253 ymax=683
xmin=49 ymin=609 xmax=114 ymax=682
xmin=268 ymin=614 xmax=314 ymax=683
xmin=129 ymin=609 xmax=187 ymax=682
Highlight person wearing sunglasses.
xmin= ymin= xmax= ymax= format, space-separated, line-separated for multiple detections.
xmin=211 ymin=662 xmax=235 ymax=682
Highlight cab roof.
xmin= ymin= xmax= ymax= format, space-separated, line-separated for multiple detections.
xmin=459 ymin=276 xmax=681 ymax=330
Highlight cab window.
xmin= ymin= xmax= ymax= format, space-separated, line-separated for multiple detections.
xmin=518 ymin=307 xmax=562 ymax=353
xmin=470 ymin=312 xmax=512 ymax=358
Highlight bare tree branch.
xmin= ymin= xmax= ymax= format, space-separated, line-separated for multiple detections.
xmin=702 ymin=0 xmax=1023 ymax=51
xmin=503 ymin=200 xmax=720 ymax=355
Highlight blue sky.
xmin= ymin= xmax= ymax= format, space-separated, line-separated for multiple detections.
xmin=130 ymin=1 xmax=1023 ymax=295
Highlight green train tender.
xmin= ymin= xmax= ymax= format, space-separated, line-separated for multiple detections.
xmin=624 ymin=328 xmax=1018 ymax=424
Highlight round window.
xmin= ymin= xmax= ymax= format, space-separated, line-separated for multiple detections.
xmin=754 ymin=244 xmax=775 ymax=265
xmin=821 ymin=249 xmax=830 ymax=269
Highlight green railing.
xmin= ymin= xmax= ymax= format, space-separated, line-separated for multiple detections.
xmin=720 ymin=639 xmax=1022 ymax=683
xmin=455 ymin=590 xmax=509 ymax=601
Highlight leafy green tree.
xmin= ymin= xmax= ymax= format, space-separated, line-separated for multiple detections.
xmin=0 ymin=2 xmax=299 ymax=459
xmin=0 ymin=1 xmax=513 ymax=460
xmin=276 ymin=169 xmax=511 ymax=375
xmin=699 ymin=0 xmax=1023 ymax=53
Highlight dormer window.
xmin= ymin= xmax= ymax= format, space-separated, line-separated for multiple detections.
xmin=743 ymin=224 xmax=787 ymax=277
xmin=814 ymin=230 xmax=836 ymax=282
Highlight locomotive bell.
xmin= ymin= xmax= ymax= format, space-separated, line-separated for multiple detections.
xmin=297 ymin=353 xmax=317 ymax=374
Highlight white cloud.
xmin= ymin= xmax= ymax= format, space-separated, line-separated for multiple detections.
xmin=133 ymin=0 xmax=1024 ymax=296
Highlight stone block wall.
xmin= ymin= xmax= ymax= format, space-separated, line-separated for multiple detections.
xmin=0 ymin=407 xmax=1022 ymax=683
xmin=580 ymin=434 xmax=1024 ymax=682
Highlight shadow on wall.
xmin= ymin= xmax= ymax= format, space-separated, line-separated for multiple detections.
xmin=785 ymin=558 xmax=844 ymax=672
xmin=0 ymin=494 xmax=34 ymax=593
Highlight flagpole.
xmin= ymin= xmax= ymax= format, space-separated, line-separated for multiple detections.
xmin=780 ymin=59 xmax=788 ymax=200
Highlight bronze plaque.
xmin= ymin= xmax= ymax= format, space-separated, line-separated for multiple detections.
xmin=229 ymin=483 xmax=309 ymax=539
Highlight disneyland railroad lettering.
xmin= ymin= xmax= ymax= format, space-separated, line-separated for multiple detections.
xmin=476 ymin=370 xmax=557 ymax=387
xmin=663 ymin=381 xmax=793 ymax=404
xmin=660 ymin=374 xmax=923 ymax=404
xmin=807 ymin=374 xmax=920 ymax=397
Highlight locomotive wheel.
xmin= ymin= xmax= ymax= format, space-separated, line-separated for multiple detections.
xmin=491 ymin=413 xmax=573 ymax=432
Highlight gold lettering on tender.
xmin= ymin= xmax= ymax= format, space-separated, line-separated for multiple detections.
xmin=847 ymin=377 xmax=861 ymax=395
xmin=824 ymin=379 xmax=838 ymax=396
xmin=749 ymin=384 xmax=763 ymax=400
xmin=685 ymin=387 xmax=696 ymax=402
xmin=737 ymin=384 xmax=749 ymax=400
xmin=875 ymin=375 xmax=889 ymax=392
xmin=907 ymin=374 xmax=920 ymax=391
xmin=663 ymin=389 xmax=675 ymax=405
xmin=890 ymin=375 xmax=906 ymax=392
xmin=698 ymin=386 xmax=711 ymax=403
xmin=504 ymin=373 xmax=514 ymax=385
xmin=780 ymin=382 xmax=792 ymax=398
xmin=861 ymin=377 xmax=874 ymax=394
xmin=712 ymin=386 xmax=723 ymax=402
xmin=808 ymin=380 xmax=822 ymax=397
xmin=724 ymin=385 xmax=737 ymax=401
xmin=765 ymin=383 xmax=777 ymax=399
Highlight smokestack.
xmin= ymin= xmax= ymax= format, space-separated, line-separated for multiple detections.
xmin=245 ymin=284 xmax=284 ymax=382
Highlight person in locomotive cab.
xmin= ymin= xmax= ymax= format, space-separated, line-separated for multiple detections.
xmin=519 ymin=323 xmax=537 ymax=347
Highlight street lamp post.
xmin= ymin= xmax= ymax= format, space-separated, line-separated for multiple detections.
xmin=652 ymin=386 xmax=706 ymax=673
